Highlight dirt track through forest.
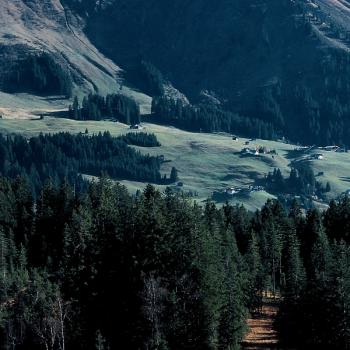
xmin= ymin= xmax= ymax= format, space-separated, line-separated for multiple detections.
xmin=241 ymin=299 xmax=279 ymax=350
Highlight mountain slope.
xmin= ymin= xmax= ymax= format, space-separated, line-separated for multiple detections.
xmin=2 ymin=0 xmax=350 ymax=145
xmin=0 ymin=0 xmax=151 ymax=117
xmin=317 ymin=0 xmax=350 ymax=29
xmin=66 ymin=0 xmax=350 ymax=146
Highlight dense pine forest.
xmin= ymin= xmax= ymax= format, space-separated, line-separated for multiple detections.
xmin=3 ymin=53 xmax=72 ymax=97
xmin=0 ymin=175 xmax=349 ymax=349
xmin=0 ymin=132 xmax=173 ymax=194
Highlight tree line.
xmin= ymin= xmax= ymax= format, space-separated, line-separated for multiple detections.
xmin=266 ymin=163 xmax=331 ymax=198
xmin=151 ymin=96 xmax=277 ymax=140
xmin=0 ymin=132 xmax=175 ymax=195
xmin=118 ymin=132 xmax=161 ymax=147
xmin=0 ymin=175 xmax=349 ymax=349
xmin=68 ymin=93 xmax=140 ymax=125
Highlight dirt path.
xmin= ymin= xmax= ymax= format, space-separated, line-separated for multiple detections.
xmin=241 ymin=299 xmax=279 ymax=350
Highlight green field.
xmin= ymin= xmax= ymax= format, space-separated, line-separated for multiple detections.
xmin=0 ymin=117 xmax=349 ymax=210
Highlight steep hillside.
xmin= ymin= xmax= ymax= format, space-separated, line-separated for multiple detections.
xmin=0 ymin=0 xmax=151 ymax=117
xmin=2 ymin=0 xmax=350 ymax=145
xmin=316 ymin=0 xmax=350 ymax=29
xmin=65 ymin=0 xmax=350 ymax=146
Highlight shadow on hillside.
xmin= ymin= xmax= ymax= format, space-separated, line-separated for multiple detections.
xmin=43 ymin=110 xmax=69 ymax=118
xmin=285 ymin=149 xmax=304 ymax=160
xmin=212 ymin=191 xmax=251 ymax=204
xmin=221 ymin=170 xmax=261 ymax=182
xmin=43 ymin=96 xmax=68 ymax=101
xmin=237 ymin=153 xmax=278 ymax=167
xmin=340 ymin=176 xmax=350 ymax=183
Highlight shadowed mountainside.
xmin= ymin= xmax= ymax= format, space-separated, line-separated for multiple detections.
xmin=65 ymin=0 xmax=350 ymax=146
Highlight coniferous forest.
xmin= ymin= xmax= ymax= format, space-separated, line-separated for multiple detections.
xmin=3 ymin=53 xmax=72 ymax=97
xmin=0 ymin=174 xmax=349 ymax=349
xmin=68 ymin=94 xmax=141 ymax=125
xmin=0 ymin=132 xmax=172 ymax=195
xmin=3 ymin=0 xmax=350 ymax=348
xmin=151 ymin=97 xmax=277 ymax=140
xmin=266 ymin=163 xmax=331 ymax=198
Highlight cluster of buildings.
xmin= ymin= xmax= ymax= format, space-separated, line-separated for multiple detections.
xmin=295 ymin=145 xmax=348 ymax=162
xmin=240 ymin=146 xmax=276 ymax=157
xmin=297 ymin=145 xmax=347 ymax=154
xmin=224 ymin=185 xmax=264 ymax=196
xmin=130 ymin=124 xmax=143 ymax=130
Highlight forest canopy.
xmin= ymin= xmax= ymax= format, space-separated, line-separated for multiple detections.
xmin=0 ymin=178 xmax=349 ymax=349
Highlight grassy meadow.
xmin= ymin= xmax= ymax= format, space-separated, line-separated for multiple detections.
xmin=0 ymin=117 xmax=349 ymax=210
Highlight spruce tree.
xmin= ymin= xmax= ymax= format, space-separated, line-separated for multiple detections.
xmin=284 ymin=231 xmax=305 ymax=298
xmin=170 ymin=167 xmax=178 ymax=183
xmin=218 ymin=226 xmax=247 ymax=350
xmin=244 ymin=232 xmax=264 ymax=312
